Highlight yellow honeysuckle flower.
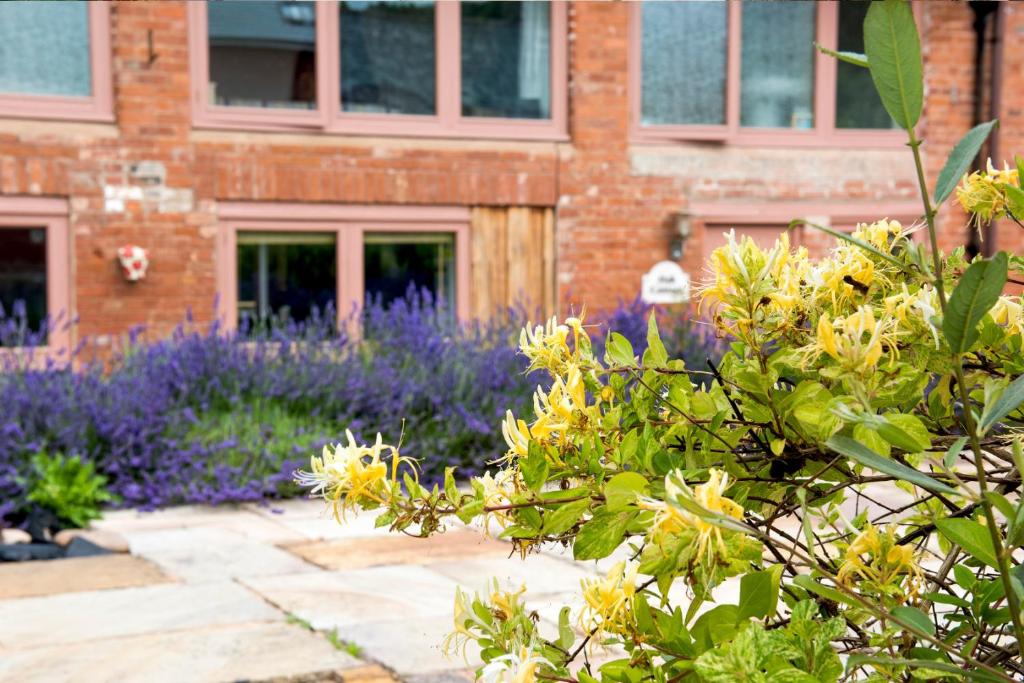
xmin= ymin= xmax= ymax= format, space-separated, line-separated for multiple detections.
xmin=957 ymin=159 xmax=1021 ymax=226
xmin=579 ymin=560 xmax=638 ymax=637
xmin=501 ymin=410 xmax=532 ymax=462
xmin=491 ymin=583 xmax=527 ymax=621
xmin=442 ymin=587 xmax=476 ymax=658
xmin=477 ymin=468 xmax=519 ymax=535
xmin=810 ymin=306 xmax=895 ymax=373
xmin=837 ymin=524 xmax=922 ymax=599
xmin=639 ymin=469 xmax=745 ymax=562
xmin=518 ymin=314 xmax=589 ymax=375
xmin=884 ymin=284 xmax=941 ymax=347
xmin=991 ymin=296 xmax=1024 ymax=336
xmin=851 ymin=219 xmax=905 ymax=253
xmin=294 ymin=430 xmax=415 ymax=521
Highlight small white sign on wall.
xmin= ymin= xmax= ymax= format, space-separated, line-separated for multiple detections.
xmin=641 ymin=261 xmax=691 ymax=304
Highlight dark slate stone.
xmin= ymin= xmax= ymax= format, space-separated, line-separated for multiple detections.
xmin=0 ymin=543 xmax=64 ymax=562
xmin=65 ymin=537 xmax=113 ymax=558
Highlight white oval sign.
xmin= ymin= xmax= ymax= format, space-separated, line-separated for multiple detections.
xmin=641 ymin=261 xmax=691 ymax=304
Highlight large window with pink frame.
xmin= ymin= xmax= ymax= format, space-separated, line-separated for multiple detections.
xmin=631 ymin=1 xmax=903 ymax=146
xmin=189 ymin=1 xmax=567 ymax=140
xmin=216 ymin=203 xmax=470 ymax=332
xmin=0 ymin=199 xmax=71 ymax=357
xmin=0 ymin=2 xmax=112 ymax=122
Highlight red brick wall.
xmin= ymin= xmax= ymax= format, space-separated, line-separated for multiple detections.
xmin=0 ymin=1 xmax=1013 ymax=345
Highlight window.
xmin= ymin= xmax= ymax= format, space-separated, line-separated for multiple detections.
xmin=365 ymin=233 xmax=454 ymax=308
xmin=0 ymin=199 xmax=71 ymax=356
xmin=237 ymin=233 xmax=336 ymax=328
xmin=0 ymin=2 xmax=112 ymax=122
xmin=189 ymin=1 xmax=567 ymax=139
xmin=216 ymin=204 xmax=470 ymax=331
xmin=208 ymin=0 xmax=318 ymax=110
xmin=631 ymin=1 xmax=900 ymax=145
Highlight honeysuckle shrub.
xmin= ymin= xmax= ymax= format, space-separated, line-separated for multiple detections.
xmin=299 ymin=3 xmax=1024 ymax=681
xmin=0 ymin=291 xmax=717 ymax=527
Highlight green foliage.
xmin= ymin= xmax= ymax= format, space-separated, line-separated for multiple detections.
xmin=294 ymin=3 xmax=1024 ymax=681
xmin=27 ymin=451 xmax=114 ymax=528
xmin=935 ymin=120 xmax=999 ymax=204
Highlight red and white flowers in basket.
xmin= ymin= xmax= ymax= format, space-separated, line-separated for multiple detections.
xmin=117 ymin=245 xmax=149 ymax=282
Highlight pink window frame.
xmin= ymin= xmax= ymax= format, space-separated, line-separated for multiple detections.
xmin=188 ymin=1 xmax=568 ymax=141
xmin=0 ymin=3 xmax=112 ymax=123
xmin=215 ymin=202 xmax=471 ymax=332
xmin=0 ymin=198 xmax=72 ymax=366
xmin=628 ymin=2 xmax=905 ymax=148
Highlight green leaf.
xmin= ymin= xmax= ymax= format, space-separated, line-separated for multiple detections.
xmin=936 ymin=518 xmax=999 ymax=569
xmin=521 ymin=441 xmax=549 ymax=491
xmin=1002 ymin=182 xmax=1024 ymax=218
xmin=943 ymin=436 xmax=968 ymax=469
xmin=792 ymin=575 xmax=856 ymax=607
xmin=826 ymin=435 xmax=955 ymax=495
xmin=558 ymin=606 xmax=574 ymax=650
xmin=846 ymin=656 xmax=997 ymax=681
xmin=891 ymin=605 xmax=936 ymax=637
xmin=978 ymin=374 xmax=1024 ymax=432
xmin=934 ymin=120 xmax=998 ymax=204
xmin=643 ymin=314 xmax=668 ymax=366
xmin=605 ymin=332 xmax=635 ymax=367
xmin=604 ymin=471 xmax=649 ymax=512
xmin=864 ymin=0 xmax=923 ymax=130
xmin=879 ymin=413 xmax=931 ymax=452
xmin=814 ymin=42 xmax=868 ymax=68
xmin=541 ymin=498 xmax=590 ymax=536
xmin=573 ymin=509 xmax=634 ymax=561
xmin=737 ymin=566 xmax=782 ymax=620
xmin=854 ymin=423 xmax=890 ymax=457
xmin=943 ymin=252 xmax=1009 ymax=354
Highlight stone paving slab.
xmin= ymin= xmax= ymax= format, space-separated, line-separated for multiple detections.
xmin=0 ymin=554 xmax=169 ymax=600
xmin=0 ymin=621 xmax=361 ymax=683
xmin=426 ymin=554 xmax=598 ymax=597
xmin=126 ymin=526 xmax=317 ymax=582
xmin=288 ymin=529 xmax=512 ymax=571
xmin=95 ymin=506 xmax=306 ymax=545
xmin=0 ymin=581 xmax=279 ymax=648
xmin=242 ymin=565 xmax=462 ymax=631
xmin=247 ymin=503 xmax=390 ymax=542
xmin=330 ymin=614 xmax=482 ymax=677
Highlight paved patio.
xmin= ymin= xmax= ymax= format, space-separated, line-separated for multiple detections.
xmin=0 ymin=500 xmax=609 ymax=683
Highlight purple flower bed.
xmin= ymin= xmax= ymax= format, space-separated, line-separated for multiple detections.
xmin=0 ymin=293 xmax=722 ymax=525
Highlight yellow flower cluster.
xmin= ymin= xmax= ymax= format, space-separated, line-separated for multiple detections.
xmin=837 ymin=524 xmax=922 ymax=600
xmin=477 ymin=468 xmax=520 ymax=536
xmin=957 ymin=159 xmax=1020 ymax=226
xmin=639 ymin=469 xmax=745 ymax=562
xmin=579 ymin=560 xmax=638 ymax=637
xmin=501 ymin=317 xmax=596 ymax=463
xmin=812 ymin=306 xmax=897 ymax=374
xmin=294 ymin=430 xmax=414 ymax=520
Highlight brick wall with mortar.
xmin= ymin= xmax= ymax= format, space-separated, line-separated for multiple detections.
xmin=0 ymin=1 xmax=1013 ymax=346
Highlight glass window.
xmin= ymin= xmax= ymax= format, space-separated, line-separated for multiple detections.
xmin=208 ymin=0 xmax=317 ymax=109
xmin=835 ymin=1 xmax=897 ymax=129
xmin=340 ymin=1 xmax=436 ymax=115
xmin=0 ymin=1 xmax=91 ymax=97
xmin=364 ymin=233 xmax=455 ymax=308
xmin=740 ymin=1 xmax=815 ymax=129
xmin=640 ymin=1 xmax=727 ymax=126
xmin=0 ymin=228 xmax=47 ymax=343
xmin=237 ymin=233 xmax=336 ymax=328
xmin=461 ymin=1 xmax=551 ymax=119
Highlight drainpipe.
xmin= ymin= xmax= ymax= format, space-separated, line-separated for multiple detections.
xmin=967 ymin=1 xmax=1003 ymax=256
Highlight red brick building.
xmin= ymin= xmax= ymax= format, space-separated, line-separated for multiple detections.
xmin=0 ymin=1 xmax=1017 ymax=356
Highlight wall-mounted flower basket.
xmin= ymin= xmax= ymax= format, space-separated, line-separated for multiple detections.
xmin=117 ymin=245 xmax=149 ymax=282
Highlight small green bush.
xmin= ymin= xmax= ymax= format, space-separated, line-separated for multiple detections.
xmin=27 ymin=452 xmax=114 ymax=528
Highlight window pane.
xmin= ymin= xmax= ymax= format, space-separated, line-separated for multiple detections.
xmin=835 ymin=1 xmax=897 ymax=129
xmin=640 ymin=1 xmax=726 ymax=126
xmin=208 ymin=0 xmax=317 ymax=110
xmin=461 ymin=1 xmax=550 ymax=119
xmin=740 ymin=1 xmax=815 ymax=129
xmin=0 ymin=228 xmax=47 ymax=344
xmin=364 ymin=234 xmax=455 ymax=309
xmin=340 ymin=1 xmax=436 ymax=115
xmin=237 ymin=233 xmax=335 ymax=328
xmin=0 ymin=1 xmax=90 ymax=97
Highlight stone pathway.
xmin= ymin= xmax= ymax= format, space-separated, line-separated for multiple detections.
xmin=0 ymin=500 xmax=604 ymax=683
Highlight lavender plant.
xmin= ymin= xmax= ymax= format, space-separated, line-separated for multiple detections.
xmin=0 ymin=290 xmax=717 ymax=527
